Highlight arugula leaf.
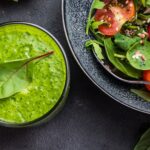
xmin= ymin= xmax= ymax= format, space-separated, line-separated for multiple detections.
xmin=0 ymin=51 xmax=53 ymax=100
xmin=131 ymin=89 xmax=150 ymax=102
xmin=90 ymin=27 xmax=105 ymax=46
xmin=134 ymin=128 xmax=150 ymax=150
xmin=86 ymin=0 xmax=104 ymax=35
xmin=114 ymin=34 xmax=141 ymax=51
xmin=91 ymin=21 xmax=106 ymax=30
xmin=104 ymin=38 xmax=142 ymax=79
xmin=127 ymin=41 xmax=150 ymax=70
xmin=85 ymin=40 xmax=104 ymax=60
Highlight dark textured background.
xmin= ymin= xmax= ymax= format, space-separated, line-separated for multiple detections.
xmin=0 ymin=0 xmax=150 ymax=150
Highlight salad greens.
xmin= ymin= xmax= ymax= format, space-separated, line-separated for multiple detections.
xmin=104 ymin=38 xmax=142 ymax=79
xmin=0 ymin=51 xmax=53 ymax=100
xmin=86 ymin=0 xmax=105 ymax=34
xmin=127 ymin=41 xmax=150 ymax=70
xmin=134 ymin=128 xmax=150 ymax=150
xmin=85 ymin=40 xmax=104 ymax=60
xmin=85 ymin=0 xmax=150 ymax=101
xmin=131 ymin=89 xmax=150 ymax=102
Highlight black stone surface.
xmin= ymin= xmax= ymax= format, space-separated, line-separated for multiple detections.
xmin=0 ymin=0 xmax=149 ymax=150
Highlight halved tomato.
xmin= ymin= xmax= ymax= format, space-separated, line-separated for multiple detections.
xmin=94 ymin=0 xmax=135 ymax=36
xmin=143 ymin=70 xmax=150 ymax=91
xmin=148 ymin=25 xmax=150 ymax=39
xmin=103 ymin=0 xmax=111 ymax=4
xmin=95 ymin=9 xmax=119 ymax=36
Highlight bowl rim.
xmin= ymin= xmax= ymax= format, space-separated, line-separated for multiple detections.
xmin=0 ymin=21 xmax=70 ymax=127
xmin=61 ymin=0 xmax=150 ymax=115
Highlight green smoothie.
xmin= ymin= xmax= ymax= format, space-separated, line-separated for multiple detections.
xmin=0 ymin=24 xmax=66 ymax=123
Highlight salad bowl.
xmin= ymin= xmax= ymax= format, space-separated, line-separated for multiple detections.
xmin=62 ymin=0 xmax=150 ymax=114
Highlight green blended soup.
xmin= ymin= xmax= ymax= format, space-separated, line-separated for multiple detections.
xmin=0 ymin=24 xmax=66 ymax=124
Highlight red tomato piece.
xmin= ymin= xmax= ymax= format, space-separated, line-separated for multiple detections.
xmin=143 ymin=70 xmax=150 ymax=91
xmin=123 ymin=1 xmax=135 ymax=21
xmin=148 ymin=25 xmax=150 ymax=39
xmin=94 ymin=0 xmax=135 ymax=36
xmin=95 ymin=9 xmax=119 ymax=36
xmin=103 ymin=0 xmax=111 ymax=4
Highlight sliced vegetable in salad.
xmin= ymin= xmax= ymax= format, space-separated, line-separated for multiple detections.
xmin=86 ymin=0 xmax=150 ymax=101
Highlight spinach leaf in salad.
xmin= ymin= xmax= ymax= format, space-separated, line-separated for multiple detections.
xmin=104 ymin=38 xmax=142 ymax=79
xmin=133 ymin=128 xmax=150 ymax=150
xmin=127 ymin=41 xmax=150 ymax=70
xmin=86 ymin=0 xmax=104 ymax=35
xmin=146 ymin=0 xmax=150 ymax=6
xmin=141 ymin=0 xmax=150 ymax=7
xmin=114 ymin=34 xmax=141 ymax=51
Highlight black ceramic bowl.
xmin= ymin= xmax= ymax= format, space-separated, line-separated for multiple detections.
xmin=62 ymin=0 xmax=150 ymax=114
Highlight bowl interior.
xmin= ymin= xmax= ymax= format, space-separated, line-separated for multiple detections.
xmin=63 ymin=0 xmax=150 ymax=114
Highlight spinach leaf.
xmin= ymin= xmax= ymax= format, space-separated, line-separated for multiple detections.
xmin=134 ymin=128 xmax=150 ymax=150
xmin=146 ymin=0 xmax=150 ymax=6
xmin=127 ymin=41 xmax=150 ymax=70
xmin=0 ymin=51 xmax=53 ymax=100
xmin=114 ymin=34 xmax=141 ymax=51
xmin=86 ymin=0 xmax=104 ymax=35
xmin=104 ymin=38 xmax=142 ymax=79
xmin=131 ymin=89 xmax=150 ymax=102
xmin=85 ymin=40 xmax=104 ymax=60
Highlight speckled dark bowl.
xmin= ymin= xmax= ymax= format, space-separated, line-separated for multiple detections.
xmin=62 ymin=0 xmax=150 ymax=114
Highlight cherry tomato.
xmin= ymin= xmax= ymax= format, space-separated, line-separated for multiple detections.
xmin=95 ymin=9 xmax=119 ymax=36
xmin=143 ymin=70 xmax=150 ymax=91
xmin=123 ymin=1 xmax=135 ymax=21
xmin=103 ymin=0 xmax=111 ymax=4
xmin=148 ymin=25 xmax=150 ymax=39
xmin=94 ymin=0 xmax=135 ymax=36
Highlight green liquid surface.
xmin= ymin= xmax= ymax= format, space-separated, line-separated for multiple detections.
xmin=0 ymin=24 xmax=66 ymax=124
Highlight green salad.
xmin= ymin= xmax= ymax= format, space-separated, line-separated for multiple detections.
xmin=86 ymin=0 xmax=150 ymax=101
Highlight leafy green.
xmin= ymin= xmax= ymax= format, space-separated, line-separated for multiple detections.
xmin=140 ymin=0 xmax=150 ymax=6
xmin=146 ymin=0 xmax=150 ymax=6
xmin=104 ymin=38 xmax=142 ymax=79
xmin=91 ymin=21 xmax=105 ymax=30
xmin=0 ymin=51 xmax=53 ymax=100
xmin=134 ymin=128 xmax=150 ymax=150
xmin=86 ymin=0 xmax=104 ymax=35
xmin=141 ymin=0 xmax=146 ymax=6
xmin=114 ymin=34 xmax=141 ymax=51
xmin=85 ymin=40 xmax=104 ymax=60
xmin=90 ymin=27 xmax=105 ymax=46
xmin=127 ymin=41 xmax=150 ymax=70
xmin=131 ymin=89 xmax=150 ymax=102
xmin=138 ymin=14 xmax=150 ymax=20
